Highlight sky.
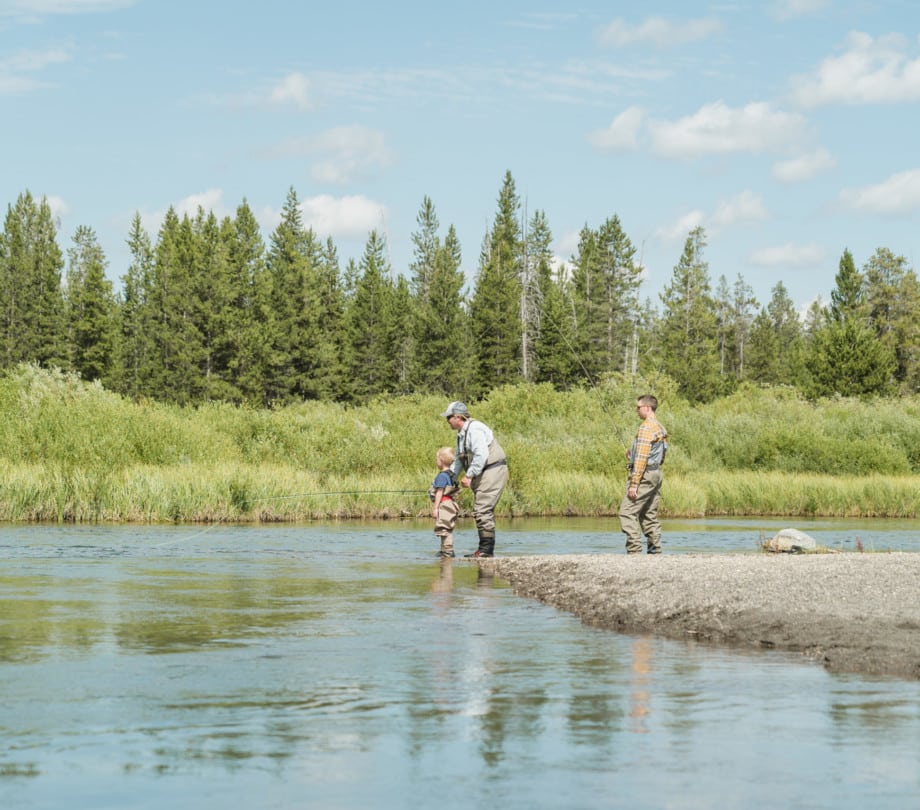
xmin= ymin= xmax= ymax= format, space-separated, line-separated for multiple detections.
xmin=2 ymin=0 xmax=920 ymax=313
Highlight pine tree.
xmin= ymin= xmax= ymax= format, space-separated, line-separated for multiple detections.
xmin=343 ymin=230 xmax=398 ymax=400
xmin=829 ymin=248 xmax=864 ymax=322
xmin=534 ymin=262 xmax=580 ymax=387
xmin=409 ymin=198 xmax=468 ymax=394
xmin=264 ymin=188 xmax=322 ymax=402
xmin=521 ymin=209 xmax=554 ymax=382
xmin=0 ymin=192 xmax=66 ymax=369
xmin=115 ymin=214 xmax=155 ymax=398
xmin=65 ymin=225 xmax=116 ymax=384
xmin=745 ymin=282 xmax=804 ymax=385
xmin=468 ymin=171 xmax=523 ymax=396
xmin=715 ymin=274 xmax=758 ymax=381
xmin=805 ymin=249 xmax=895 ymax=397
xmin=223 ymin=200 xmax=271 ymax=404
xmin=143 ymin=207 xmax=207 ymax=403
xmin=863 ymin=247 xmax=920 ymax=390
xmin=191 ymin=208 xmax=238 ymax=401
xmin=657 ymin=227 xmax=721 ymax=402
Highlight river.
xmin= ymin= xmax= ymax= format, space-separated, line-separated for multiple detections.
xmin=1 ymin=519 xmax=918 ymax=809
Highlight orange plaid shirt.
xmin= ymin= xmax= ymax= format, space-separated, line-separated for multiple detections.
xmin=629 ymin=415 xmax=668 ymax=487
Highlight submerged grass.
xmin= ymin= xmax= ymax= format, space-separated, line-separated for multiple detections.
xmin=3 ymin=365 xmax=920 ymax=522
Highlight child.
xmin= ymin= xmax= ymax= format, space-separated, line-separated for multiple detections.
xmin=430 ymin=446 xmax=460 ymax=558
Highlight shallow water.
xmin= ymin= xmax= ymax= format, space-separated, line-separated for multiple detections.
xmin=1 ymin=520 xmax=918 ymax=809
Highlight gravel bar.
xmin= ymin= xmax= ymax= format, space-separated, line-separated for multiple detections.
xmin=482 ymin=553 xmax=920 ymax=680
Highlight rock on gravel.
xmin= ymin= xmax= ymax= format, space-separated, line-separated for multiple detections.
xmin=483 ymin=553 xmax=920 ymax=680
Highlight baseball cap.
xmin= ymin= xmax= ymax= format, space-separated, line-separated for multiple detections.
xmin=440 ymin=401 xmax=469 ymax=418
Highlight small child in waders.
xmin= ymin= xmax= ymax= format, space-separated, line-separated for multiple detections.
xmin=430 ymin=447 xmax=460 ymax=558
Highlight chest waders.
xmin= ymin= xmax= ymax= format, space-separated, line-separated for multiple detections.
xmin=458 ymin=421 xmax=508 ymax=558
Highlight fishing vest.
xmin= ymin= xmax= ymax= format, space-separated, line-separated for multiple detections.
xmin=631 ymin=419 xmax=669 ymax=470
xmin=457 ymin=420 xmax=507 ymax=477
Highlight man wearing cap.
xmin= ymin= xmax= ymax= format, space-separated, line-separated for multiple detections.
xmin=441 ymin=401 xmax=508 ymax=558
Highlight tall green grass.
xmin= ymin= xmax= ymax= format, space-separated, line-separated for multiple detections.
xmin=1 ymin=365 xmax=919 ymax=522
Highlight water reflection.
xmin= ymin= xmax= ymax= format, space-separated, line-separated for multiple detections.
xmin=1 ymin=523 xmax=918 ymax=810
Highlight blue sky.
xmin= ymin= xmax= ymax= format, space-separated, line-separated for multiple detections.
xmin=3 ymin=0 xmax=919 ymax=312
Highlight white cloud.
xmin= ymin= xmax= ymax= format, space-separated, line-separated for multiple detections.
xmin=139 ymin=189 xmax=230 ymax=235
xmin=45 ymin=194 xmax=70 ymax=220
xmin=0 ymin=47 xmax=70 ymax=94
xmin=839 ymin=168 xmax=920 ymax=214
xmin=792 ymin=32 xmax=920 ymax=107
xmin=0 ymin=0 xmax=135 ymax=18
xmin=771 ymin=0 xmax=830 ymax=20
xmin=656 ymin=210 xmax=706 ymax=242
xmin=268 ymin=125 xmax=394 ymax=185
xmin=587 ymin=106 xmax=646 ymax=152
xmin=269 ymin=71 xmax=314 ymax=111
xmin=598 ymin=15 xmax=722 ymax=48
xmin=1 ymin=47 xmax=70 ymax=71
xmin=656 ymin=191 xmax=768 ymax=243
xmin=649 ymin=101 xmax=808 ymax=159
xmin=0 ymin=75 xmax=42 ymax=93
xmin=772 ymin=148 xmax=836 ymax=183
xmin=300 ymin=194 xmax=388 ymax=240
xmin=749 ymin=243 xmax=825 ymax=267
xmin=711 ymin=190 xmax=769 ymax=228
xmin=555 ymin=228 xmax=583 ymax=261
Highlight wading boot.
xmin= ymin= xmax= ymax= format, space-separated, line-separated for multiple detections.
xmin=437 ymin=532 xmax=455 ymax=558
xmin=465 ymin=530 xmax=495 ymax=558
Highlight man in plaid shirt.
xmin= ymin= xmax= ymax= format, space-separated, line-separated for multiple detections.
xmin=619 ymin=394 xmax=669 ymax=554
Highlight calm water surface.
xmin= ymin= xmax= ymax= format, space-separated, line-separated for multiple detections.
xmin=1 ymin=519 xmax=918 ymax=810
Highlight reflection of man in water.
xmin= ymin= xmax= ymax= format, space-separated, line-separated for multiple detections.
xmin=629 ymin=637 xmax=652 ymax=734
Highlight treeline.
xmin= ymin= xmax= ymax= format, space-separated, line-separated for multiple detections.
xmin=1 ymin=172 xmax=916 ymax=406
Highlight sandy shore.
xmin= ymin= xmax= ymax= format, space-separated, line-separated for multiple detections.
xmin=482 ymin=553 xmax=920 ymax=680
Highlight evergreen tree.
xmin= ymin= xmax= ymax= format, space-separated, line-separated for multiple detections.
xmin=191 ymin=208 xmax=238 ymax=401
xmin=0 ymin=192 xmax=66 ymax=369
xmin=115 ymin=214 xmax=155 ymax=398
xmin=143 ymin=207 xmax=207 ymax=403
xmin=223 ymin=200 xmax=271 ymax=404
xmin=409 ymin=197 xmax=468 ymax=394
xmin=657 ymin=227 xmax=721 ymax=402
xmin=715 ymin=274 xmax=758 ymax=381
xmin=521 ymin=209 xmax=554 ymax=382
xmin=343 ymin=230 xmax=398 ymax=400
xmin=311 ymin=236 xmax=347 ymax=400
xmin=745 ymin=282 xmax=804 ymax=385
xmin=829 ymin=248 xmax=864 ymax=322
xmin=65 ymin=225 xmax=116 ymax=384
xmin=805 ymin=317 xmax=895 ymax=398
xmin=569 ymin=215 xmax=642 ymax=380
xmin=264 ymin=188 xmax=324 ymax=402
xmin=805 ymin=249 xmax=895 ymax=397
xmin=863 ymin=247 xmax=920 ymax=390
xmin=534 ymin=261 xmax=580 ymax=387
xmin=468 ymin=171 xmax=523 ymax=396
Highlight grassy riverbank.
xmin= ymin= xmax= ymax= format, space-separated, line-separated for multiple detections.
xmin=3 ymin=364 xmax=920 ymax=523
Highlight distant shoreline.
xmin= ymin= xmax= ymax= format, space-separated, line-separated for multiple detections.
xmin=485 ymin=553 xmax=920 ymax=680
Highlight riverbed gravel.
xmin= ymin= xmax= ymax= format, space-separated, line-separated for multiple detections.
xmin=481 ymin=553 xmax=920 ymax=680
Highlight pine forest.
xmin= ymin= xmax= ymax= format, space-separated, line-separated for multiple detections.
xmin=2 ymin=171 xmax=916 ymax=408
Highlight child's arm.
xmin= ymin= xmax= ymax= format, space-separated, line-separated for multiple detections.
xmin=431 ymin=488 xmax=444 ymax=518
